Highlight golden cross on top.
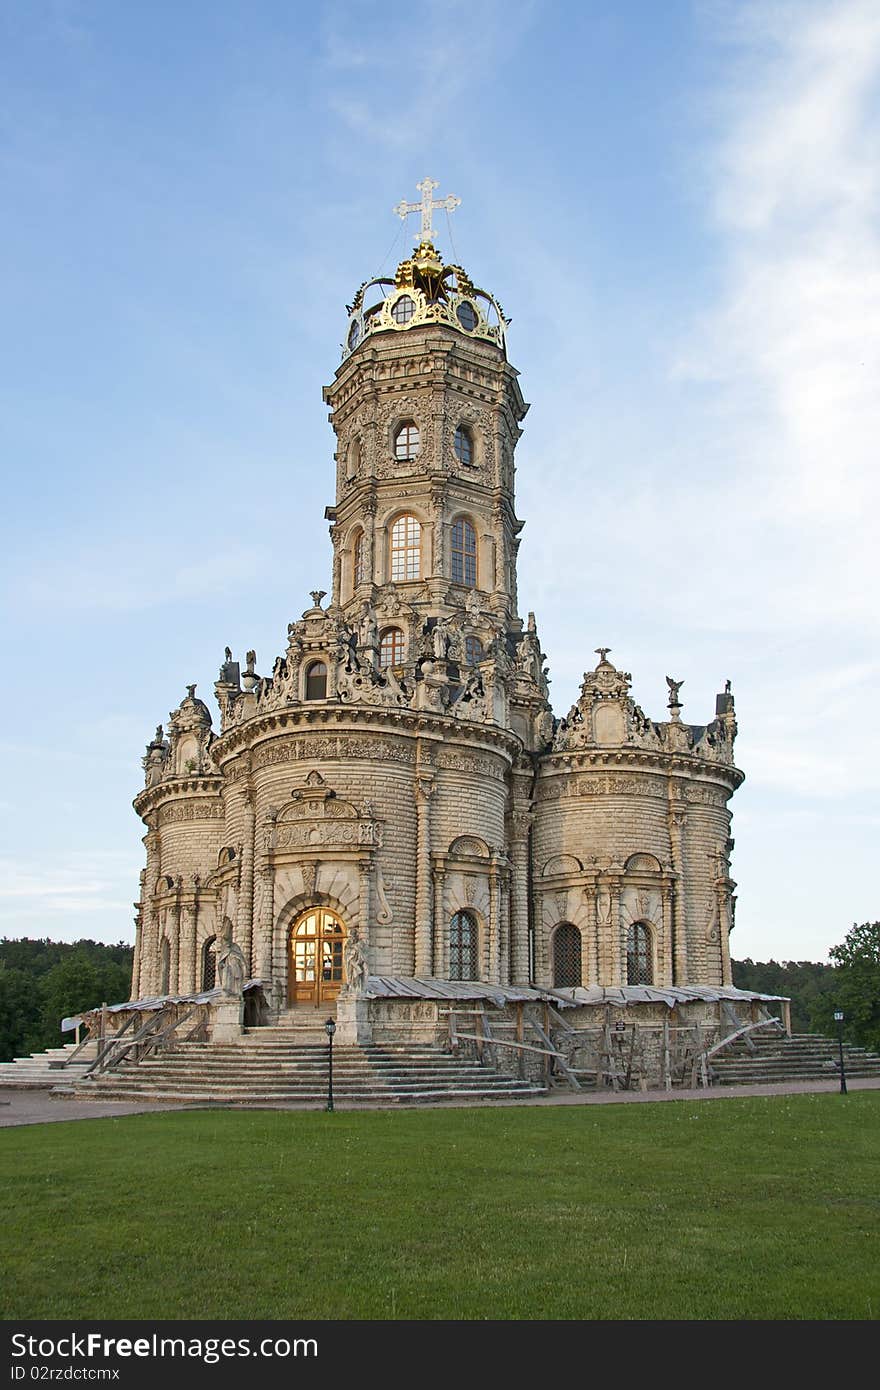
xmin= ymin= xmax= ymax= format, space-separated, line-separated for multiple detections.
xmin=393 ymin=178 xmax=460 ymax=244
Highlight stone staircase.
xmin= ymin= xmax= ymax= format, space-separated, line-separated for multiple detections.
xmin=0 ymin=1039 xmax=99 ymax=1089
xmin=710 ymin=1031 xmax=880 ymax=1086
xmin=52 ymin=1031 xmax=548 ymax=1106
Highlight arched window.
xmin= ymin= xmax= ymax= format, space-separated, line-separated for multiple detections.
xmin=449 ymin=910 xmax=479 ymax=981
xmin=553 ymin=923 xmax=582 ymax=988
xmin=346 ymin=438 xmax=361 ymax=480
xmin=454 ymin=425 xmax=473 ymax=466
xmin=201 ymin=936 xmax=217 ymax=991
xmin=451 ymin=518 xmax=477 ymax=587
xmin=394 ymin=421 xmax=420 ymax=461
xmin=353 ymin=531 xmax=366 ymax=586
xmin=391 ymin=294 xmax=416 ymax=325
xmin=627 ymin=922 xmax=653 ymax=985
xmin=390 ymin=514 xmax=421 ymax=581
xmin=379 ymin=627 xmax=405 ymax=668
xmin=464 ymin=635 xmax=484 ymax=666
xmin=159 ymin=937 xmax=170 ymax=995
xmin=305 ymin=661 xmax=328 ymax=700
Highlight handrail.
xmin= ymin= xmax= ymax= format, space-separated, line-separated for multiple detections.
xmin=705 ymin=1016 xmax=783 ymax=1061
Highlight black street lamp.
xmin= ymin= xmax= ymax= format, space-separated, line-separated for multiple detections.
xmin=325 ymin=1017 xmax=336 ymax=1112
xmin=833 ymin=1010 xmax=848 ymax=1095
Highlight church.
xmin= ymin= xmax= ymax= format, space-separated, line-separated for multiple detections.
xmin=128 ymin=182 xmax=745 ymax=1060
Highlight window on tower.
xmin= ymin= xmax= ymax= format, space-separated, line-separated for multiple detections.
xmin=390 ymin=514 xmax=421 ymax=581
xmin=453 ymin=425 xmax=473 ymax=466
xmin=304 ymin=661 xmax=328 ymax=701
xmin=626 ymin=923 xmax=653 ymax=985
xmin=464 ymin=635 xmax=484 ymax=665
xmin=553 ymin=923 xmax=582 ymax=988
xmin=394 ymin=421 xmax=420 ymax=461
xmin=449 ymin=911 xmax=478 ymax=980
xmin=391 ymin=294 xmax=416 ymax=324
xmin=379 ymin=627 xmax=405 ymax=668
xmin=451 ymin=517 xmax=477 ymax=587
xmin=353 ymin=530 xmax=366 ymax=586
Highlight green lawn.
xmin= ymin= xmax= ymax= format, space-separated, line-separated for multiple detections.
xmin=2 ymin=1094 xmax=878 ymax=1320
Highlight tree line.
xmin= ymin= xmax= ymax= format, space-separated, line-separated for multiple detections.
xmin=0 ymin=938 xmax=132 ymax=1064
xmin=0 ymin=923 xmax=877 ymax=1064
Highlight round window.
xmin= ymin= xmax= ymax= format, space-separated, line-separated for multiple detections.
xmin=391 ymin=295 xmax=416 ymax=325
xmin=456 ymin=300 xmax=478 ymax=331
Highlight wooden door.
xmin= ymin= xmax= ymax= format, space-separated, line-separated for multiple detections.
xmin=288 ymin=908 xmax=346 ymax=1005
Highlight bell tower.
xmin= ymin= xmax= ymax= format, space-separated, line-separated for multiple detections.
xmin=323 ymin=182 xmax=529 ymax=674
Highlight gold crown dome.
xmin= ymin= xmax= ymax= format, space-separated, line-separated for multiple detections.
xmin=341 ymin=180 xmax=508 ymax=361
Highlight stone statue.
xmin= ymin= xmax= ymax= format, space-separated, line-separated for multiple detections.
xmin=666 ymin=676 xmax=684 ymax=704
xmin=344 ymin=927 xmax=369 ymax=996
xmin=432 ymin=620 xmax=450 ymax=661
xmin=359 ymin=609 xmax=378 ymax=650
xmin=216 ymin=919 xmax=248 ymax=996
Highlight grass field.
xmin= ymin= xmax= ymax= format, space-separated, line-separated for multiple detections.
xmin=2 ymin=1093 xmax=878 ymax=1320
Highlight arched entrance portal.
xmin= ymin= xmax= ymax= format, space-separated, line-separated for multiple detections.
xmin=287 ymin=907 xmax=347 ymax=1006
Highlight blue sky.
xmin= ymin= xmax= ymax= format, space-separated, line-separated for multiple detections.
xmin=1 ymin=0 xmax=878 ymax=963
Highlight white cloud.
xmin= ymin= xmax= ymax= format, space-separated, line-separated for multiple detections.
xmin=0 ymin=852 xmax=138 ymax=922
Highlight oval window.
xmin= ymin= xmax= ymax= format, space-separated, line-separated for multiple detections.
xmin=456 ymin=301 xmax=478 ymax=331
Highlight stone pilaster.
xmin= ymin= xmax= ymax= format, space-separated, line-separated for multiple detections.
xmin=142 ymin=828 xmax=161 ymax=996
xmin=168 ymin=896 xmax=180 ymax=996
xmin=583 ymin=878 xmax=598 ymax=985
xmin=257 ymin=862 xmax=275 ymax=981
xmin=508 ymin=810 xmax=531 ymax=984
xmin=668 ymin=798 xmax=688 ymax=984
xmin=414 ymin=774 xmax=434 ymax=976
xmin=237 ymin=786 xmax=256 ymax=975
xmin=660 ymin=880 xmax=674 ymax=987
xmin=432 ymin=858 xmax=447 ymax=978
xmin=179 ymin=901 xmax=197 ymax=994
xmin=488 ymin=858 xmax=500 ymax=984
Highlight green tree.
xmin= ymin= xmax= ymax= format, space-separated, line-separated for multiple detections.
xmin=732 ymin=958 xmax=836 ymax=1034
xmin=0 ymin=964 xmax=43 ymax=1061
xmin=814 ymin=922 xmax=880 ymax=1053
xmin=39 ymin=955 xmax=131 ymax=1048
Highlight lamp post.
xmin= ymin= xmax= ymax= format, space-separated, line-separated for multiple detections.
xmin=833 ymin=1010 xmax=847 ymax=1095
xmin=325 ymin=1017 xmax=336 ymax=1112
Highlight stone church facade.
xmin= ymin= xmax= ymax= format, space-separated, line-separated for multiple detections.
xmin=130 ymin=205 xmax=743 ymax=1027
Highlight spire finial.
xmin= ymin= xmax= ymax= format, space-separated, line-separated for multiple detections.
xmin=595 ymin=647 xmax=611 ymax=664
xmin=393 ymin=177 xmax=460 ymax=245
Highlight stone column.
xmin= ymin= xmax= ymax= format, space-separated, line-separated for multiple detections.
xmin=499 ymin=871 xmax=510 ymax=985
xmin=330 ymin=526 xmax=342 ymax=607
xmin=595 ymin=876 xmax=617 ymax=985
xmin=362 ymin=498 xmax=376 ymax=586
xmin=609 ymin=875 xmax=623 ymax=987
xmin=131 ymin=906 xmax=142 ymax=1001
xmin=488 ymin=859 xmax=500 ymax=984
xmin=719 ymin=877 xmax=735 ymax=986
xmin=660 ymin=880 xmax=674 ymax=987
xmin=414 ymin=774 xmax=434 ymax=976
xmin=142 ymin=828 xmax=161 ymax=996
xmin=432 ymin=858 xmax=447 ymax=978
xmin=493 ymin=507 xmax=505 ymax=592
xmin=668 ymin=799 xmax=688 ymax=984
xmin=257 ymin=862 xmax=276 ymax=981
xmin=179 ymin=900 xmax=196 ymax=994
xmin=237 ymin=787 xmax=256 ymax=976
xmin=429 ymin=484 xmax=446 ymax=581
xmin=168 ymin=897 xmax=180 ymax=997
xmin=508 ymin=811 xmax=531 ymax=985
xmin=583 ymin=878 xmax=598 ymax=985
